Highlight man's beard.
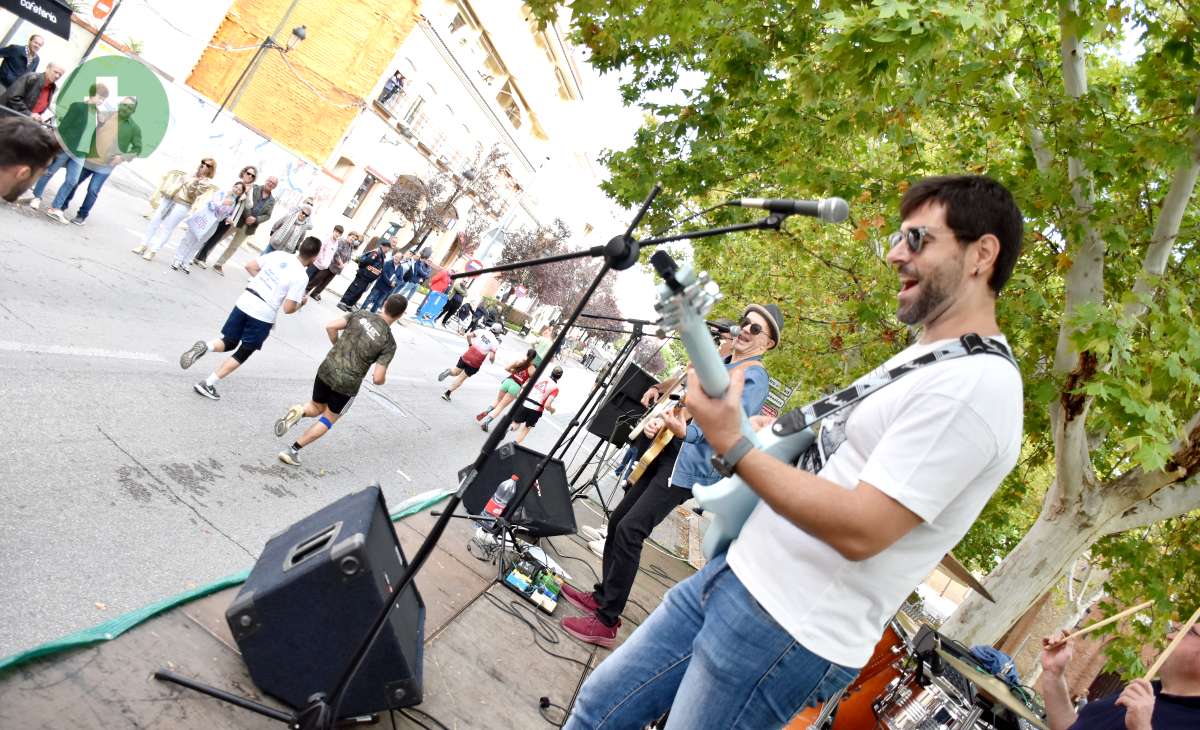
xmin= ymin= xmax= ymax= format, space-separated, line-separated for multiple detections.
xmin=3 ymin=175 xmax=38 ymax=203
xmin=896 ymin=260 xmax=961 ymax=326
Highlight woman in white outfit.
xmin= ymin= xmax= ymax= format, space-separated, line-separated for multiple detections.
xmin=171 ymin=181 xmax=246 ymax=273
xmin=132 ymin=158 xmax=217 ymax=261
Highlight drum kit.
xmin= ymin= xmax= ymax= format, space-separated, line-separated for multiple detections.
xmin=787 ymin=611 xmax=1048 ymax=730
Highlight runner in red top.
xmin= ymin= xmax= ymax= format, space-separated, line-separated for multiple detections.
xmin=436 ymin=322 xmax=503 ymax=401
xmin=476 ymin=348 xmax=537 ymax=431
xmin=512 ymin=365 xmax=563 ymax=444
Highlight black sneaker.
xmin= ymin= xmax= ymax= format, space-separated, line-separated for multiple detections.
xmin=193 ymin=381 xmax=220 ymax=400
xmin=337 ymin=302 xmax=351 ymax=312
xmin=70 ymin=217 xmax=86 ymax=226
xmin=278 ymin=447 xmax=302 ymax=466
xmin=180 ymin=340 xmax=208 ymax=369
xmin=441 ymin=390 xmax=451 ymax=401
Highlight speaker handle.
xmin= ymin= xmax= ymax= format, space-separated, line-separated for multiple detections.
xmin=283 ymin=521 xmax=343 ymax=572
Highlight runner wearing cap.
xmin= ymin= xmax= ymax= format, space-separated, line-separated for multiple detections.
xmin=437 ymin=321 xmax=505 ymax=401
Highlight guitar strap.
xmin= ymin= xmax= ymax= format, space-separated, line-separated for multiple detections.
xmin=772 ymin=334 xmax=1018 ymax=460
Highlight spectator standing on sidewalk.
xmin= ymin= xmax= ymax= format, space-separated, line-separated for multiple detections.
xmin=0 ymin=35 xmax=43 ymax=88
xmin=193 ymin=166 xmax=257 ymax=267
xmin=314 ymin=229 xmax=359 ymax=299
xmin=0 ymin=63 xmax=62 ymax=120
xmin=212 ymin=175 xmax=277 ymax=274
xmin=440 ymin=279 xmax=468 ymax=328
xmin=305 ymin=225 xmax=344 ymax=300
xmin=42 ymin=95 xmax=143 ymax=225
xmin=396 ymin=246 xmax=432 ymax=302
xmin=378 ymin=70 xmax=405 ymax=106
xmin=362 ymin=247 xmax=403 ymax=313
xmin=0 ymin=115 xmax=57 ymax=202
xmin=171 ymin=182 xmax=244 ymax=273
xmin=131 ymin=158 xmax=217 ymax=260
xmin=338 ymin=238 xmax=390 ymax=311
xmin=265 ymin=203 xmax=312 ymax=254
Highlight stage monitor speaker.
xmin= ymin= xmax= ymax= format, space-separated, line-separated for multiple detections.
xmin=588 ymin=362 xmax=657 ymax=445
xmin=226 ymin=485 xmax=424 ymax=717
xmin=458 ymin=442 xmax=576 ymax=538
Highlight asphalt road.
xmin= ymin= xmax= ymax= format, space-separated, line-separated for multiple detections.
xmin=0 ymin=172 xmax=613 ymax=658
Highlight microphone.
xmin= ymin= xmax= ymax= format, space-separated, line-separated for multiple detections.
xmin=728 ymin=197 xmax=850 ymax=223
xmin=707 ymin=320 xmax=741 ymax=337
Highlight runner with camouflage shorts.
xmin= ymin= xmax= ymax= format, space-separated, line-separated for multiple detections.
xmin=274 ymin=294 xmax=407 ymax=466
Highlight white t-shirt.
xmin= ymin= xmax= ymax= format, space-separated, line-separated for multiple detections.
xmin=471 ymin=330 xmax=501 ymax=356
xmin=523 ymin=377 xmax=560 ymax=412
xmin=726 ymin=336 xmax=1023 ymax=668
xmin=235 ymin=251 xmax=310 ymax=324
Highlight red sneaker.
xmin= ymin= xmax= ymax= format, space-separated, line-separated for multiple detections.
xmin=561 ymin=614 xmax=620 ymax=648
xmin=560 ymin=583 xmax=599 ymax=613
xmin=475 ymin=410 xmax=489 ymax=422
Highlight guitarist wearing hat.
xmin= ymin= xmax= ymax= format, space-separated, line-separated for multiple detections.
xmin=559 ymin=304 xmax=780 ymax=649
xmin=565 ymin=176 xmax=1025 ymax=730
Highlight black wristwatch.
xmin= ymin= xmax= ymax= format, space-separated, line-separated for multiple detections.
xmin=711 ymin=436 xmax=755 ymax=478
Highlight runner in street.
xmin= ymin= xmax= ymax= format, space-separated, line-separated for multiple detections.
xmin=178 ymin=237 xmax=319 ymax=400
xmin=476 ymin=348 xmax=537 ymax=431
xmin=512 ymin=366 xmax=563 ymax=444
xmin=274 ymin=294 xmax=407 ymax=466
xmin=437 ymin=322 xmax=504 ymax=401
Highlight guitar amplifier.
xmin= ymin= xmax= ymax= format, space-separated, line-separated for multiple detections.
xmin=226 ymin=486 xmax=424 ymax=716
xmin=458 ymin=442 xmax=576 ymax=538
xmin=588 ymin=363 xmax=658 ymax=445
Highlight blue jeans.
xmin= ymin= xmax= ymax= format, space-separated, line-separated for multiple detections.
xmin=51 ymin=157 xmax=111 ymax=220
xmin=614 ymin=445 xmax=642 ymax=478
xmin=32 ymin=151 xmax=71 ymax=198
xmin=362 ymin=285 xmax=391 ymax=313
xmin=565 ymin=554 xmax=858 ymax=730
xmin=396 ymin=281 xmax=420 ymax=301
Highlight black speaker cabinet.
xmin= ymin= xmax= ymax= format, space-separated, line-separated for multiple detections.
xmin=226 ymin=485 xmax=424 ymax=717
xmin=588 ymin=362 xmax=657 ymax=445
xmin=458 ymin=442 xmax=576 ymax=538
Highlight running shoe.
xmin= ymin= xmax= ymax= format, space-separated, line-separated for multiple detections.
xmin=213 ymin=264 xmax=224 ymax=275
xmin=193 ymin=381 xmax=220 ymax=400
xmin=436 ymin=368 xmax=451 ymax=382
xmin=274 ymin=404 xmax=305 ymax=437
xmin=130 ymin=245 xmax=146 ymax=255
xmin=194 ymin=260 xmax=208 ymax=269
xmin=25 ymin=196 xmax=40 ymax=210
xmin=441 ymin=390 xmax=451 ymax=401
xmin=46 ymin=209 xmax=69 ymax=224
xmin=278 ymin=447 xmax=302 ymax=466
xmin=480 ymin=418 xmax=491 ymax=432
xmin=70 ymin=216 xmax=86 ymax=226
xmin=179 ymin=340 xmax=207 ymax=369
xmin=475 ymin=410 xmax=489 ymax=422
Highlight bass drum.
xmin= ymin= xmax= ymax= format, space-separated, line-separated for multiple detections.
xmin=787 ymin=621 xmax=913 ymax=730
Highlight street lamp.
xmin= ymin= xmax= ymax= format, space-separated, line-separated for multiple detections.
xmin=212 ymin=20 xmax=309 ymax=123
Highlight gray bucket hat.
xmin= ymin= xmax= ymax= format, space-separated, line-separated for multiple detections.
xmin=742 ymin=303 xmax=784 ymax=348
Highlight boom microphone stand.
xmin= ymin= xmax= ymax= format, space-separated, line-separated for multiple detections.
xmin=154 ymin=184 xmax=789 ymax=729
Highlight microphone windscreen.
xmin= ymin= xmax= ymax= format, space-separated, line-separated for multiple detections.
xmin=821 ymin=197 xmax=850 ymax=223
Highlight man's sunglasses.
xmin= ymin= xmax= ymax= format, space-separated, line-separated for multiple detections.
xmin=242 ymin=169 xmax=257 ymax=179
xmin=888 ymin=226 xmax=934 ymax=254
xmin=200 ymin=161 xmax=214 ymax=169
xmin=739 ymin=319 xmax=764 ymax=336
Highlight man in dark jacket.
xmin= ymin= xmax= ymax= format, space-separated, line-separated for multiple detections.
xmin=396 ymin=246 xmax=433 ymax=301
xmin=0 ymin=35 xmax=42 ymax=88
xmin=363 ymin=249 xmax=405 ymax=313
xmin=213 ymin=176 xmax=278 ymax=273
xmin=339 ymin=239 xmax=391 ymax=311
xmin=42 ymin=95 xmax=143 ymax=225
xmin=0 ymin=64 xmax=64 ymax=119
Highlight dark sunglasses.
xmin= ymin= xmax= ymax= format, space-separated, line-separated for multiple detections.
xmin=739 ymin=319 xmax=765 ymax=336
xmin=242 ymin=169 xmax=257 ymax=179
xmin=200 ymin=161 xmax=214 ymax=169
xmin=888 ymin=226 xmax=934 ymax=254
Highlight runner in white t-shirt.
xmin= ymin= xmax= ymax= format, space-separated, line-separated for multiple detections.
xmin=566 ymin=175 xmax=1027 ymax=730
xmin=512 ymin=365 xmax=563 ymax=444
xmin=178 ymin=237 xmax=319 ymax=401
xmin=436 ymin=321 xmax=504 ymax=401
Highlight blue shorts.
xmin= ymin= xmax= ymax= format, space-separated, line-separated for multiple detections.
xmin=221 ymin=306 xmax=273 ymax=350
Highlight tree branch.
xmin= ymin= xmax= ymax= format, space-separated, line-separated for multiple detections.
xmin=1121 ymin=85 xmax=1200 ymax=324
xmin=1099 ymin=410 xmax=1200 ymax=532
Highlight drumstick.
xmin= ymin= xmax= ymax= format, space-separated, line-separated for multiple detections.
xmin=1048 ymin=600 xmax=1154 ymax=647
xmin=1143 ymin=605 xmax=1200 ymax=680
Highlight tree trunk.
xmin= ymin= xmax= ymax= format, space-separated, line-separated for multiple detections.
xmin=939 ymin=511 xmax=1098 ymax=645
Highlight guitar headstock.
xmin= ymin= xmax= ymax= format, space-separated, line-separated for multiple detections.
xmin=650 ymin=251 xmax=721 ymax=336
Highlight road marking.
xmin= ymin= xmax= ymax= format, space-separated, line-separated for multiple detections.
xmin=396 ymin=469 xmax=412 ymax=482
xmin=0 ymin=340 xmax=166 ymax=362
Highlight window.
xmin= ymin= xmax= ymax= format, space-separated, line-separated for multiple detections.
xmin=343 ymin=172 xmax=378 ymax=218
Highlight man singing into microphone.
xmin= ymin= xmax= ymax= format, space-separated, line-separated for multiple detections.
xmin=558 ymin=303 xmax=780 ymax=648
xmin=564 ymin=176 xmax=1025 ymax=729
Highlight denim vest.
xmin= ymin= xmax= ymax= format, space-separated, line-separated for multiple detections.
xmin=670 ymin=357 xmax=770 ymax=490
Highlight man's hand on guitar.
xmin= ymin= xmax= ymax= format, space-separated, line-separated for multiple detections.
xmin=644 ymin=417 xmax=664 ymax=438
xmin=640 ymin=385 xmax=660 ymax=408
xmin=660 ymin=410 xmax=688 ymax=439
xmin=683 ymin=365 xmax=745 ymax=454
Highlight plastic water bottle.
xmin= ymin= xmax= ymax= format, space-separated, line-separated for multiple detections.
xmin=484 ymin=474 xmax=519 ymax=520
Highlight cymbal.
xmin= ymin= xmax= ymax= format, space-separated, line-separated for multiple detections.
xmin=939 ymin=552 xmax=995 ymax=603
xmin=936 ymin=648 xmax=1047 ymax=730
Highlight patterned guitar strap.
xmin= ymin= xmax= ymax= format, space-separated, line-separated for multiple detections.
xmin=772 ymin=333 xmax=1018 ymax=473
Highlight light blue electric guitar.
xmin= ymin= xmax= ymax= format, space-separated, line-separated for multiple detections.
xmin=650 ymin=251 xmax=815 ymax=558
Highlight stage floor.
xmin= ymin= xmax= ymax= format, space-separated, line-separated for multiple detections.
xmin=0 ymin=499 xmax=695 ymax=729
